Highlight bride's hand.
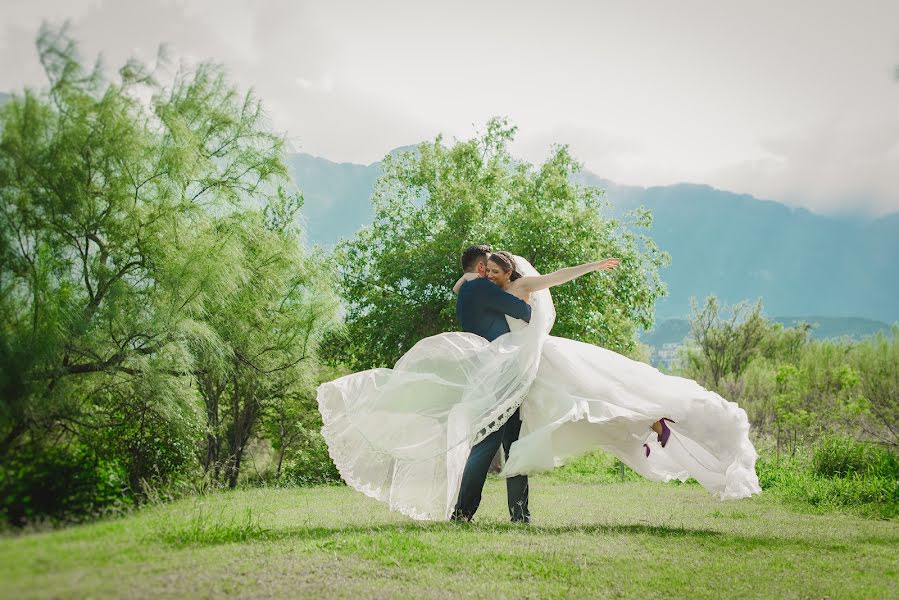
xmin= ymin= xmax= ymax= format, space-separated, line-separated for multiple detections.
xmin=594 ymin=258 xmax=620 ymax=271
xmin=452 ymin=271 xmax=482 ymax=294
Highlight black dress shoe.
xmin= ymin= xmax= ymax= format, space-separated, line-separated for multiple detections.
xmin=450 ymin=509 xmax=472 ymax=522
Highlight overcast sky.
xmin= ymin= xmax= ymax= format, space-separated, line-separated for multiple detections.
xmin=2 ymin=0 xmax=898 ymax=216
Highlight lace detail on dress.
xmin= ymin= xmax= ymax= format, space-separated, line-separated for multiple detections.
xmin=470 ymin=380 xmax=533 ymax=445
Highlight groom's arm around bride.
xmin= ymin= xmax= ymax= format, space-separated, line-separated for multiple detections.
xmin=456 ymin=276 xmax=532 ymax=341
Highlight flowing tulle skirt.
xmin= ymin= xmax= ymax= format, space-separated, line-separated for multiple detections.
xmin=317 ymin=330 xmax=545 ymax=521
xmin=500 ymin=335 xmax=761 ymax=500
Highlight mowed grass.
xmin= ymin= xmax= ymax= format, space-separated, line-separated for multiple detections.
xmin=1 ymin=477 xmax=897 ymax=599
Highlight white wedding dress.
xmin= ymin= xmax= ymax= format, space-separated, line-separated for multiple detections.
xmin=499 ymin=316 xmax=761 ymax=500
xmin=317 ymin=257 xmax=760 ymax=521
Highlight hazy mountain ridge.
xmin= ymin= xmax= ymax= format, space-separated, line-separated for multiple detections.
xmin=578 ymin=176 xmax=899 ymax=322
xmin=641 ymin=316 xmax=893 ymax=349
xmin=288 ymin=153 xmax=380 ymax=244
xmin=287 ymin=144 xmax=427 ymax=243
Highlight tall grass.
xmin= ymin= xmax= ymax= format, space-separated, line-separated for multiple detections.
xmin=159 ymin=507 xmax=274 ymax=547
xmin=542 ymin=441 xmax=898 ymax=519
xmin=757 ymin=436 xmax=898 ymax=518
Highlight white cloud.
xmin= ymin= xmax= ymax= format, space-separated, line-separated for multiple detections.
xmin=1 ymin=0 xmax=897 ymax=215
xmin=708 ymin=107 xmax=899 ymax=215
xmin=295 ymin=76 xmax=333 ymax=94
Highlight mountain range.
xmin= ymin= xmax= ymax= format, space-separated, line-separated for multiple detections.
xmin=287 ymin=150 xmax=899 ymax=330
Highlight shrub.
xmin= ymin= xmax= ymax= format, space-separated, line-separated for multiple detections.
xmin=0 ymin=445 xmax=134 ymax=526
xmin=812 ymin=436 xmax=899 ymax=479
xmin=756 ymin=446 xmax=899 ymax=519
xmin=280 ymin=431 xmax=342 ymax=486
xmin=797 ymin=475 xmax=898 ymax=512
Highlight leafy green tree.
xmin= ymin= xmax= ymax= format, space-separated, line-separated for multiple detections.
xmin=331 ymin=118 xmax=669 ymax=370
xmin=195 ymin=208 xmax=340 ymax=488
xmin=683 ymin=296 xmax=771 ymax=389
xmin=263 ymin=364 xmax=347 ymax=479
xmin=0 ymin=25 xmax=333 ymax=503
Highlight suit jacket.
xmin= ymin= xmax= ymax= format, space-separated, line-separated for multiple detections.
xmin=455 ymin=278 xmax=532 ymax=342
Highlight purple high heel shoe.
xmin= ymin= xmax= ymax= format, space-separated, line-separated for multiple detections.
xmin=644 ymin=418 xmax=676 ymax=458
xmin=658 ymin=417 xmax=675 ymax=448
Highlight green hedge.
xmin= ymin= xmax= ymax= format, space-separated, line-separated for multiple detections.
xmin=0 ymin=445 xmax=134 ymax=526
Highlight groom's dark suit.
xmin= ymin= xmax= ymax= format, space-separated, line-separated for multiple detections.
xmin=453 ymin=277 xmax=533 ymax=522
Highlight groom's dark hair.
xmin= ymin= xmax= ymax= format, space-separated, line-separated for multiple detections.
xmin=461 ymin=244 xmax=492 ymax=272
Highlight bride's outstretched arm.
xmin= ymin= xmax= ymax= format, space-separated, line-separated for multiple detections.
xmin=516 ymin=258 xmax=619 ymax=293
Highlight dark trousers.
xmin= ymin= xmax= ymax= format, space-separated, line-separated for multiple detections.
xmin=452 ymin=407 xmax=529 ymax=522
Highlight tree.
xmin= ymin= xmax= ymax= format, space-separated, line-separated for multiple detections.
xmin=263 ymin=363 xmax=346 ymax=479
xmin=330 ymin=118 xmax=670 ymax=370
xmin=0 ymin=24 xmax=332 ymax=501
xmin=683 ymin=296 xmax=770 ymax=390
xmin=195 ymin=208 xmax=340 ymax=488
xmin=849 ymin=327 xmax=899 ymax=447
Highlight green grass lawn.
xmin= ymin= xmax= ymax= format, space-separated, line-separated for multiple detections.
xmin=1 ymin=477 xmax=897 ymax=599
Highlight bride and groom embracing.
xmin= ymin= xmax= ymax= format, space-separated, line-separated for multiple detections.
xmin=317 ymin=245 xmax=761 ymax=523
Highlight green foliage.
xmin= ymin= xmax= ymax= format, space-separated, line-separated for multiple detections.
xmin=330 ymin=118 xmax=669 ymax=369
xmin=0 ymin=26 xmax=340 ymax=523
xmin=193 ymin=210 xmax=340 ymax=488
xmin=848 ymin=328 xmax=899 ymax=446
xmin=682 ymin=297 xmax=775 ymax=388
xmin=811 ymin=436 xmax=898 ymax=479
xmin=545 ymin=450 xmax=641 ymax=483
xmin=262 ymin=364 xmax=347 ymax=481
xmin=0 ymin=444 xmax=133 ymax=526
xmin=280 ymin=430 xmax=342 ymax=486
xmin=681 ymin=298 xmax=897 ymax=449
xmin=756 ymin=454 xmax=898 ymax=519
xmin=680 ymin=299 xmax=898 ymax=518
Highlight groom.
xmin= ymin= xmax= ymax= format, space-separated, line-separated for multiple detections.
xmin=451 ymin=244 xmax=533 ymax=523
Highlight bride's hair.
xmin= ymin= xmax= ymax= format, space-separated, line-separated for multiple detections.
xmin=488 ymin=251 xmax=523 ymax=281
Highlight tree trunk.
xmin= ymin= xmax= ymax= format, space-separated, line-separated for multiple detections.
xmin=226 ymin=380 xmax=243 ymax=488
xmin=224 ymin=375 xmax=259 ymax=489
xmin=228 ymin=451 xmax=243 ymax=489
xmin=276 ymin=447 xmax=285 ymax=479
xmin=0 ymin=420 xmax=27 ymax=460
xmin=198 ymin=375 xmax=225 ymax=477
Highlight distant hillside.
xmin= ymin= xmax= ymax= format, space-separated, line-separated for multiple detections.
xmin=288 ymin=148 xmax=899 ymax=325
xmin=286 ymin=146 xmax=419 ymax=244
xmin=641 ymin=316 xmax=894 ymax=348
xmin=576 ymin=175 xmax=899 ymax=323
xmin=287 ymin=154 xmax=380 ymax=244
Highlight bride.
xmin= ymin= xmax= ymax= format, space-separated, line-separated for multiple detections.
xmin=317 ymin=250 xmax=761 ymax=521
